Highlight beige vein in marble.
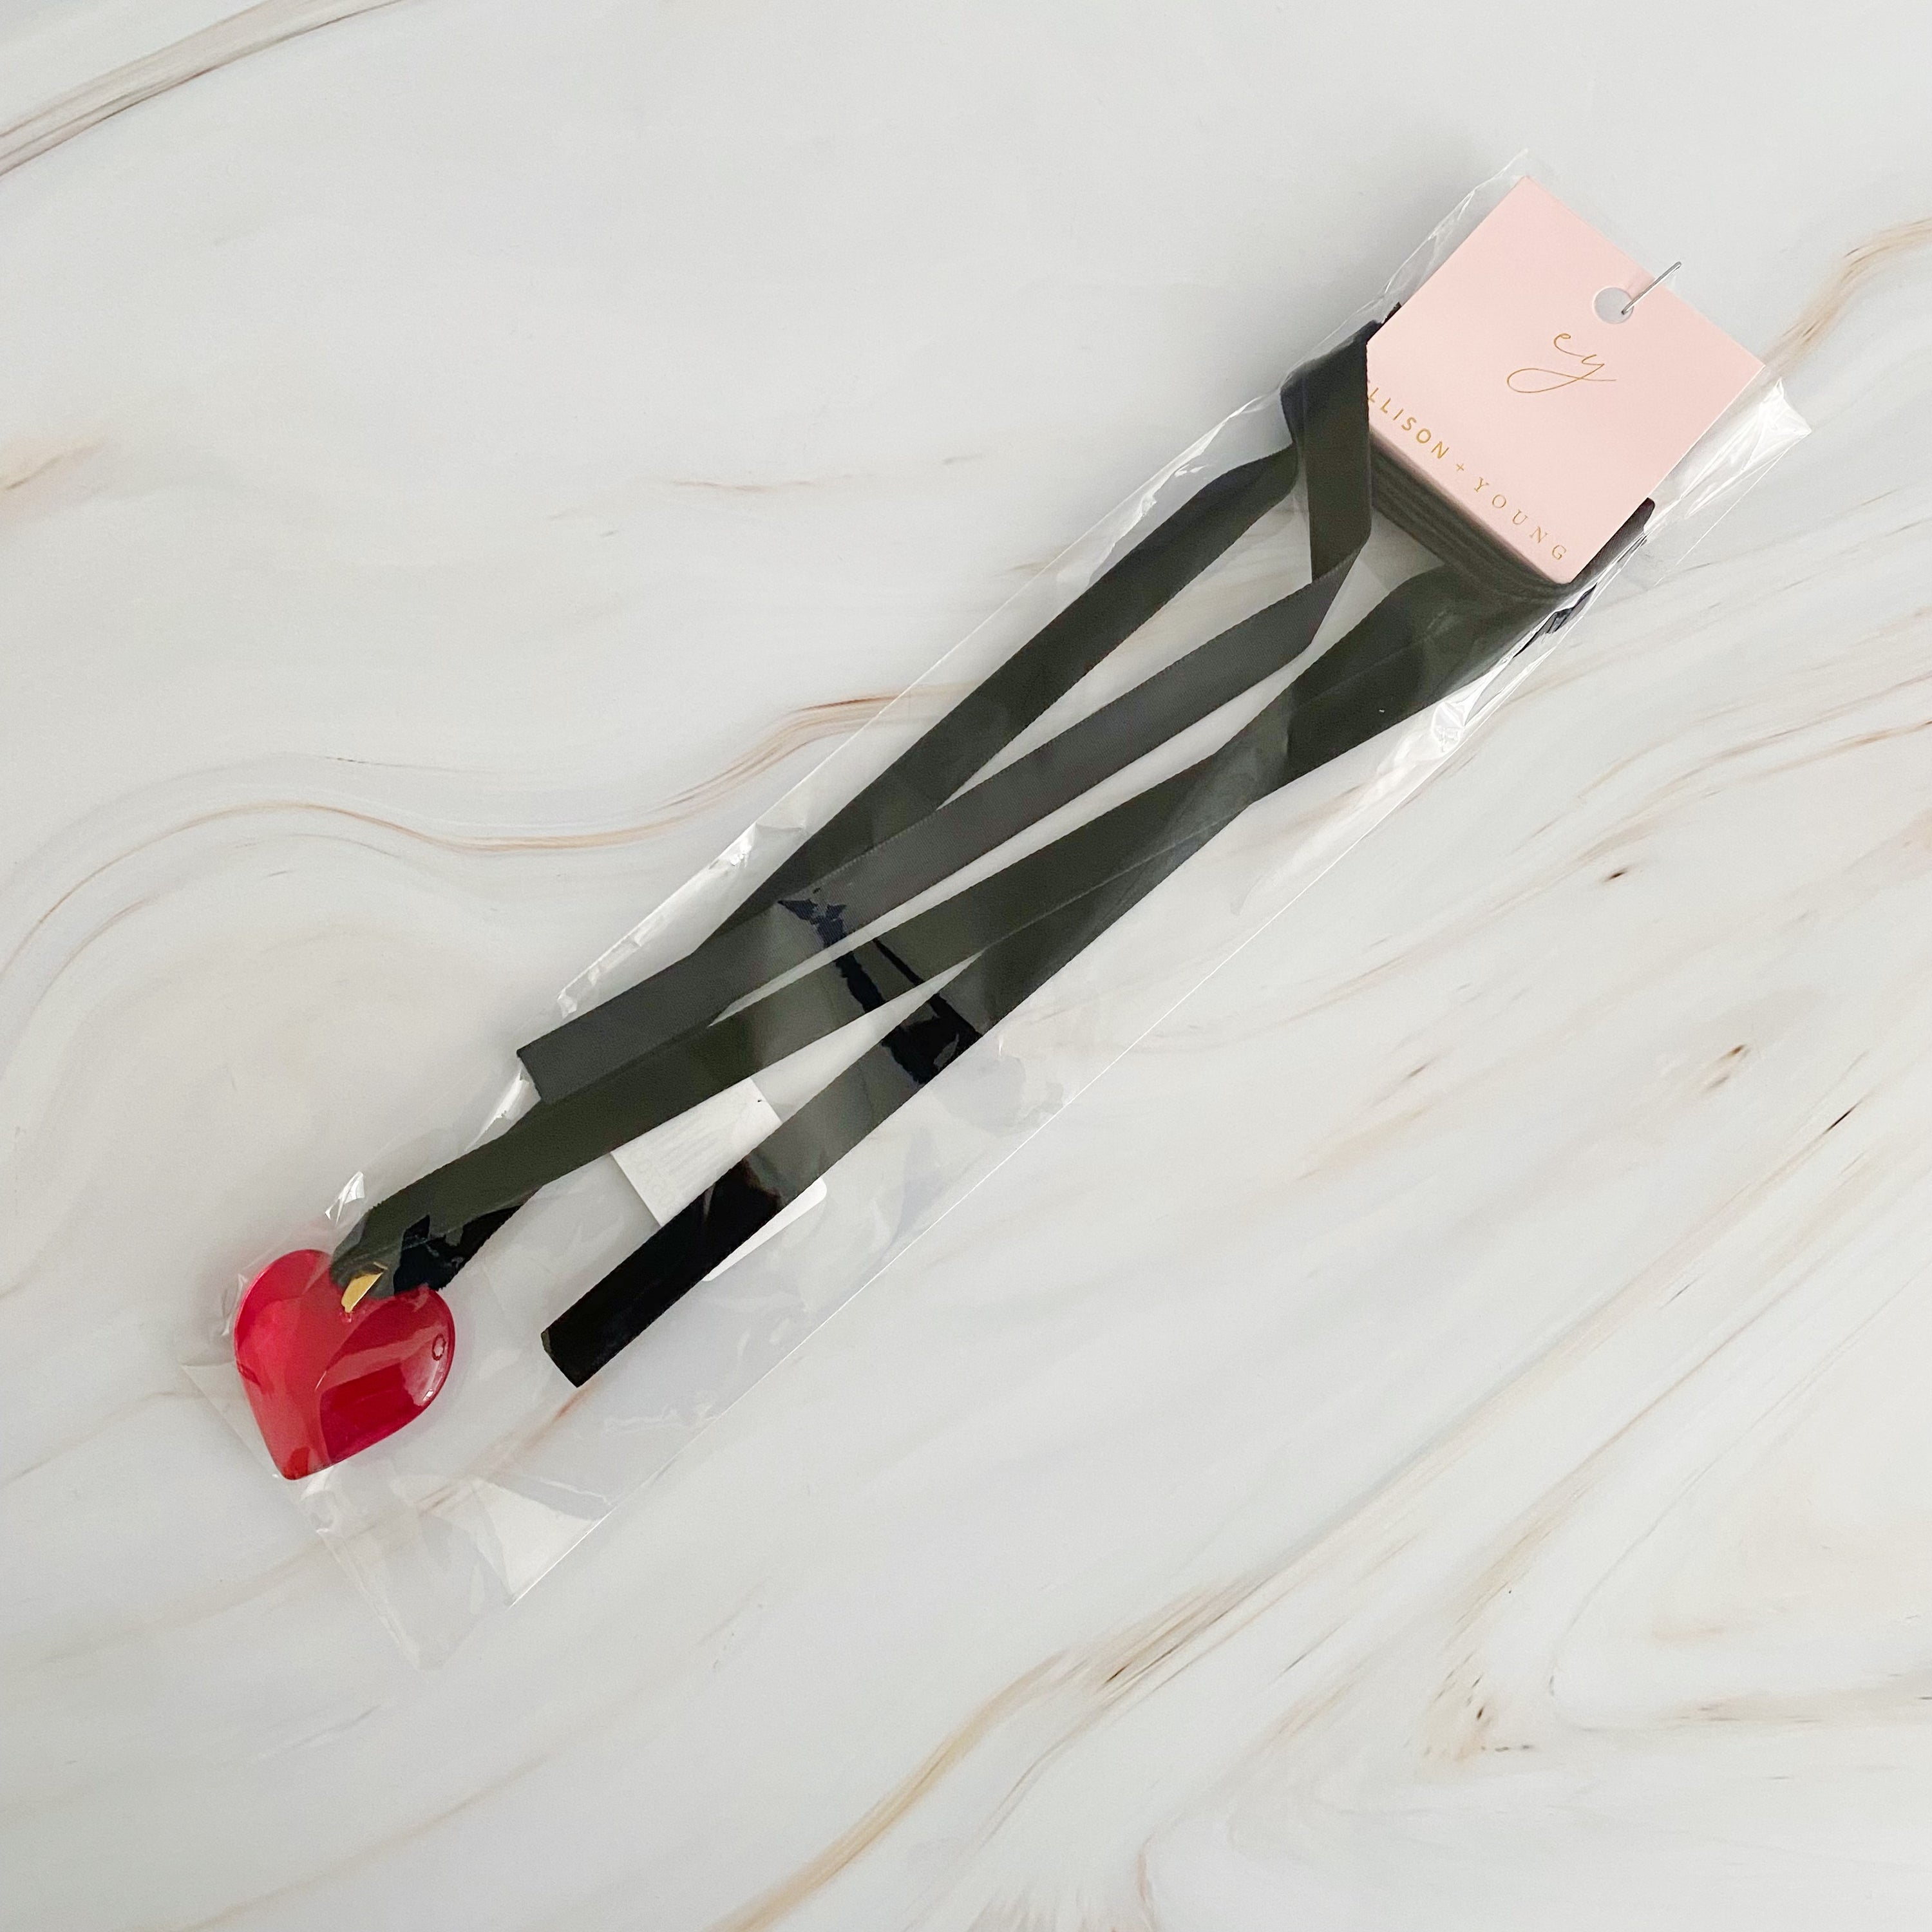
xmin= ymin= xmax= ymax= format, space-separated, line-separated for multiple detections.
xmin=0 ymin=0 xmax=415 ymax=180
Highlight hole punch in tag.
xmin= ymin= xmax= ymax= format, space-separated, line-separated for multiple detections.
xmin=1365 ymin=178 xmax=1761 ymax=581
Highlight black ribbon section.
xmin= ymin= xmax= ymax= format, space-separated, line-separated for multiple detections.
xmin=542 ymin=507 xmax=1645 ymax=1381
xmin=330 ymin=336 xmax=1349 ymax=1289
xmin=544 ymin=845 xmax=1194 ymax=1383
xmin=329 ymin=325 xmax=1647 ymax=1356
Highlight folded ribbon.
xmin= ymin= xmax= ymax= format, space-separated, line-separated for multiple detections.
xmin=328 ymin=323 xmax=1646 ymax=1394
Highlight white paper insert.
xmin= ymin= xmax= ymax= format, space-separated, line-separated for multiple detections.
xmin=611 ymin=1078 xmax=782 ymax=1225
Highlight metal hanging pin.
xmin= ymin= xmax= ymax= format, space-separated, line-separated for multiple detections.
xmin=1597 ymin=260 xmax=1682 ymax=323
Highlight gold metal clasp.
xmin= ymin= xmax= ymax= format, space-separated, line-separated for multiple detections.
xmin=341 ymin=1268 xmax=384 ymax=1312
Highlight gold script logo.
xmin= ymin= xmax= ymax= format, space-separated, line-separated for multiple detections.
xmin=1506 ymin=332 xmax=1614 ymax=395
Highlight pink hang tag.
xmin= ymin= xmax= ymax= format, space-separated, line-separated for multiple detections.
xmin=1365 ymin=177 xmax=1763 ymax=582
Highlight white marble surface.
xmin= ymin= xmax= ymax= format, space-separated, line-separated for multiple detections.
xmin=4 ymin=2 xmax=1932 ymax=1926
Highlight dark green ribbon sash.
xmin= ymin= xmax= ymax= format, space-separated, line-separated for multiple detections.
xmin=330 ymin=323 xmax=1647 ymax=1387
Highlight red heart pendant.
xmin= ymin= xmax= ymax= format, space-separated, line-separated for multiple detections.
xmin=233 ymin=1249 xmax=455 ymax=1479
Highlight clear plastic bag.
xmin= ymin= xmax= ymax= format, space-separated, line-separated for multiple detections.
xmin=182 ymin=155 xmax=1808 ymax=1663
